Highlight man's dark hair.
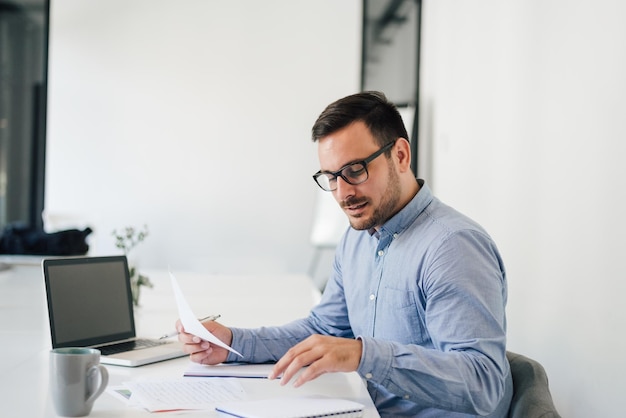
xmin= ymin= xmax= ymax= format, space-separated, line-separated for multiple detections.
xmin=311 ymin=91 xmax=409 ymax=148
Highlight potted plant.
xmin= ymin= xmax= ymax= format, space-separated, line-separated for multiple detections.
xmin=112 ymin=225 xmax=153 ymax=306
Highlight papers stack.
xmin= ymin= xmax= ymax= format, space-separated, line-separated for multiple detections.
xmin=110 ymin=378 xmax=247 ymax=412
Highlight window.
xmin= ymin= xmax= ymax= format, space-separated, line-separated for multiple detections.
xmin=362 ymin=0 xmax=421 ymax=175
xmin=0 ymin=0 xmax=49 ymax=232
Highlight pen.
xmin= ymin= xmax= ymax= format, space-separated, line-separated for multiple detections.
xmin=159 ymin=314 xmax=221 ymax=339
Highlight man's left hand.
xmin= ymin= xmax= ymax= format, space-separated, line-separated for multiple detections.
xmin=268 ymin=335 xmax=362 ymax=387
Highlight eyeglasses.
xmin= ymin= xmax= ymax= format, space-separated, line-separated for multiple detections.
xmin=312 ymin=140 xmax=396 ymax=192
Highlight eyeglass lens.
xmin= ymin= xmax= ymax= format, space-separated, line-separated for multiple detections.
xmin=316 ymin=162 xmax=368 ymax=191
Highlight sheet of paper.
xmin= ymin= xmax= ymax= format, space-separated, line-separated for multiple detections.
xmin=169 ymin=271 xmax=243 ymax=357
xmin=184 ymin=362 xmax=276 ymax=378
xmin=106 ymin=386 xmax=134 ymax=405
xmin=124 ymin=378 xmax=247 ymax=412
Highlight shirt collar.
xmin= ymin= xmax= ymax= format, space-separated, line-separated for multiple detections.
xmin=370 ymin=179 xmax=432 ymax=238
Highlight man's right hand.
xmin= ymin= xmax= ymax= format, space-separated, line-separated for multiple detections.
xmin=176 ymin=319 xmax=233 ymax=365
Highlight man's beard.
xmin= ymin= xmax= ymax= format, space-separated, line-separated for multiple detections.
xmin=343 ymin=164 xmax=401 ymax=231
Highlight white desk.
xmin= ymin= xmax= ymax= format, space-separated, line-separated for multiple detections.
xmin=0 ymin=263 xmax=379 ymax=417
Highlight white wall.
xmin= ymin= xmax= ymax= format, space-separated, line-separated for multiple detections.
xmin=419 ymin=1 xmax=626 ymax=416
xmin=45 ymin=0 xmax=361 ymax=274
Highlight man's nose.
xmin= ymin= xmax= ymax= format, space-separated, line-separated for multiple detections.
xmin=334 ymin=176 xmax=356 ymax=200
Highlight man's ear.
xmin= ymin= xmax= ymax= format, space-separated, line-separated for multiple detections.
xmin=394 ymin=138 xmax=412 ymax=172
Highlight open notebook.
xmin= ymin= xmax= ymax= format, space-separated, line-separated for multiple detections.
xmin=43 ymin=255 xmax=186 ymax=367
xmin=215 ymin=396 xmax=364 ymax=418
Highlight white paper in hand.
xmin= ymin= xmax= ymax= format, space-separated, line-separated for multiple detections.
xmin=169 ymin=271 xmax=243 ymax=357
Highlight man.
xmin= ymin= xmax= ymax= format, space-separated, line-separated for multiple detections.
xmin=177 ymin=91 xmax=513 ymax=417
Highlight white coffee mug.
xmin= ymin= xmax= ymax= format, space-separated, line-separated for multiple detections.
xmin=49 ymin=347 xmax=109 ymax=417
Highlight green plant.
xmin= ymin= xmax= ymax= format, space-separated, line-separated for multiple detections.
xmin=112 ymin=225 xmax=153 ymax=306
xmin=112 ymin=225 xmax=149 ymax=254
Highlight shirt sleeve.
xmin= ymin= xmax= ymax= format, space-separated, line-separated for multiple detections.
xmin=225 ymin=279 xmax=355 ymax=363
xmin=222 ymin=243 xmax=355 ymax=363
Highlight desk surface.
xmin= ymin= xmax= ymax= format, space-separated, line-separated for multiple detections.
xmin=0 ymin=264 xmax=379 ymax=417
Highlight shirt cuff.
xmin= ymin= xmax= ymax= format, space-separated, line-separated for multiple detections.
xmin=356 ymin=335 xmax=393 ymax=383
xmin=225 ymin=327 xmax=247 ymax=362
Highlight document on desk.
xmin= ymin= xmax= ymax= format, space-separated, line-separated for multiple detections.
xmin=170 ymin=271 xmax=242 ymax=357
xmin=124 ymin=378 xmax=247 ymax=412
xmin=184 ymin=362 xmax=276 ymax=378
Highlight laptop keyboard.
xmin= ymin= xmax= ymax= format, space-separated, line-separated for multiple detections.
xmin=97 ymin=339 xmax=168 ymax=356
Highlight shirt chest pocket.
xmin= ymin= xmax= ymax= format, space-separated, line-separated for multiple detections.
xmin=374 ymin=286 xmax=428 ymax=344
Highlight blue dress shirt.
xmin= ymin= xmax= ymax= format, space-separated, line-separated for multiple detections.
xmin=228 ymin=180 xmax=513 ymax=417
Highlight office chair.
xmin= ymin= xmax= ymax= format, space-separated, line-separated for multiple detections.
xmin=308 ymin=189 xmax=348 ymax=289
xmin=506 ymin=351 xmax=561 ymax=418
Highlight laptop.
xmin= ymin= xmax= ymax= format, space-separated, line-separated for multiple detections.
xmin=43 ymin=255 xmax=186 ymax=367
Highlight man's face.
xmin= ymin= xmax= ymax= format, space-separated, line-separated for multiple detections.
xmin=317 ymin=121 xmax=401 ymax=231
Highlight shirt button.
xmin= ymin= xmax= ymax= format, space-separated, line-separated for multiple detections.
xmin=369 ymin=294 xmax=376 ymax=301
xmin=365 ymin=373 xmax=373 ymax=379
xmin=378 ymin=250 xmax=384 ymax=257
xmin=403 ymin=394 xmax=410 ymax=400
xmin=393 ymin=233 xmax=399 ymax=239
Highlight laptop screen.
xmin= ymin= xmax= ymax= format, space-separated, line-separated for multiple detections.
xmin=43 ymin=256 xmax=136 ymax=348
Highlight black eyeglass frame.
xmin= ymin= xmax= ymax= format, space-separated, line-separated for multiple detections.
xmin=312 ymin=140 xmax=397 ymax=191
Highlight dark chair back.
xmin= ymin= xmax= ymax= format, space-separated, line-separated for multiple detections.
xmin=507 ymin=351 xmax=561 ymax=418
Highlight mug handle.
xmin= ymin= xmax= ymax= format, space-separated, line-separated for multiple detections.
xmin=86 ymin=365 xmax=109 ymax=404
